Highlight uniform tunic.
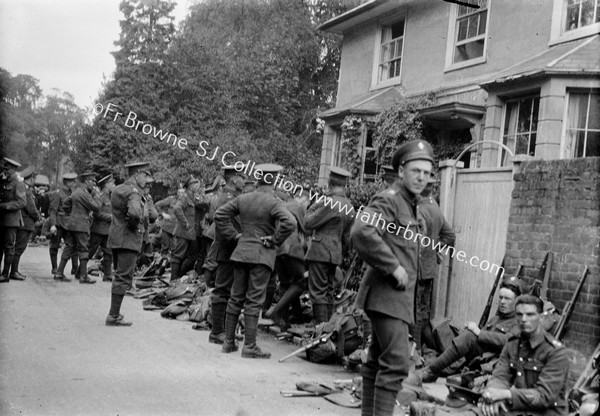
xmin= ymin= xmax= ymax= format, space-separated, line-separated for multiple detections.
xmin=14 ymin=185 xmax=41 ymax=258
xmin=155 ymin=195 xmax=177 ymax=256
xmin=48 ymin=186 xmax=72 ymax=258
xmin=488 ymin=330 xmax=569 ymax=415
xmin=89 ymin=190 xmax=113 ymax=275
xmin=0 ymin=173 xmax=27 ymax=273
xmin=62 ymin=186 xmax=101 ymax=260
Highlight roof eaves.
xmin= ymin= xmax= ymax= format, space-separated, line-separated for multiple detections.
xmin=316 ymin=0 xmax=386 ymax=33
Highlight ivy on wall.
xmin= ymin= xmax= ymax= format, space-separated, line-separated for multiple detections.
xmin=340 ymin=114 xmax=363 ymax=178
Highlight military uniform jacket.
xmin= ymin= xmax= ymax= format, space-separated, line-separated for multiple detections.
xmin=351 ymin=183 xmax=422 ymax=324
xmin=304 ymin=190 xmax=353 ymax=265
xmin=488 ymin=330 xmax=569 ymax=414
xmin=107 ymin=178 xmax=146 ymax=252
xmin=155 ymin=195 xmax=177 ymax=234
xmin=48 ymin=186 xmax=71 ymax=228
xmin=173 ymin=191 xmax=198 ymax=241
xmin=277 ymin=199 xmax=306 ymax=261
xmin=418 ymin=196 xmax=455 ymax=280
xmin=214 ymin=185 xmax=296 ymax=270
xmin=19 ymin=185 xmax=41 ymax=231
xmin=211 ymin=185 xmax=241 ymax=262
xmin=90 ymin=191 xmax=112 ymax=235
xmin=476 ymin=311 xmax=519 ymax=349
xmin=142 ymin=194 xmax=158 ymax=242
xmin=0 ymin=174 xmax=26 ymax=227
xmin=65 ymin=186 xmax=102 ymax=233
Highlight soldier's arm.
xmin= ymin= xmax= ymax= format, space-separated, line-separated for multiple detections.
xmin=487 ymin=343 xmax=513 ymax=390
xmin=173 ymin=197 xmax=190 ymax=229
xmin=509 ymin=346 xmax=569 ymax=410
xmin=304 ymin=199 xmax=338 ymax=231
xmin=25 ymin=190 xmax=42 ymax=222
xmin=48 ymin=192 xmax=60 ymax=226
xmin=154 ymin=197 xmax=172 ymax=214
xmin=147 ymin=197 xmax=158 ymax=222
xmin=0 ymin=182 xmax=26 ymax=212
xmin=477 ymin=325 xmax=513 ymax=348
xmin=126 ymin=190 xmax=143 ymax=230
xmin=94 ymin=196 xmax=112 ymax=222
xmin=350 ymin=192 xmax=405 ymax=277
xmin=438 ymin=218 xmax=456 ymax=247
xmin=80 ymin=192 xmax=102 ymax=213
xmin=271 ymin=202 xmax=296 ymax=246
xmin=213 ymin=198 xmax=241 ymax=242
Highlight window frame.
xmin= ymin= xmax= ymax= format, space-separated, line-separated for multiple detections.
xmin=371 ymin=15 xmax=406 ymax=89
xmin=361 ymin=129 xmax=378 ymax=184
xmin=497 ymin=94 xmax=541 ymax=166
xmin=444 ymin=0 xmax=491 ymax=72
xmin=550 ymin=0 xmax=600 ymax=45
xmin=561 ymin=89 xmax=600 ymax=158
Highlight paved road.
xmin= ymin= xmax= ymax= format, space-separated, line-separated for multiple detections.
xmin=0 ymin=246 xmax=359 ymax=416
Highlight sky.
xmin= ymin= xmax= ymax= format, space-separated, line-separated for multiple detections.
xmin=0 ymin=0 xmax=192 ymax=110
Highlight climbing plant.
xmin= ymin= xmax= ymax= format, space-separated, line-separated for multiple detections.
xmin=340 ymin=114 xmax=363 ymax=178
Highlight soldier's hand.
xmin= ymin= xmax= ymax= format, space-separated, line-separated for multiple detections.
xmin=465 ymin=321 xmax=481 ymax=336
xmin=50 ymin=225 xmax=57 ymax=235
xmin=478 ymin=400 xmax=507 ymax=416
xmin=162 ymin=213 xmax=172 ymax=221
xmin=391 ymin=266 xmax=408 ymax=290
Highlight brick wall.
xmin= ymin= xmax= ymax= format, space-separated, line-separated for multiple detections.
xmin=505 ymin=157 xmax=600 ymax=380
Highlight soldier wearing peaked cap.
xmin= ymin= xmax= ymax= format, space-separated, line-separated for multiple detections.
xmin=89 ymin=174 xmax=116 ymax=282
xmin=305 ymin=166 xmax=354 ymax=325
xmin=0 ymin=158 xmax=27 ymax=282
xmin=155 ymin=187 xmax=184 ymax=260
xmin=53 ymin=172 xmax=103 ymax=284
xmin=479 ymin=295 xmax=569 ymax=416
xmin=406 ymin=274 xmax=524 ymax=388
xmin=48 ymin=172 xmax=80 ymax=279
xmin=105 ymin=162 xmax=151 ymax=326
xmin=351 ymin=140 xmax=435 ymax=416
xmin=214 ymin=163 xmax=296 ymax=359
xmin=9 ymin=167 xmax=42 ymax=280
xmin=381 ymin=165 xmax=397 ymax=188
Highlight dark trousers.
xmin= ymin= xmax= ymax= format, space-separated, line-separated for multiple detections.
xmin=307 ymin=260 xmax=337 ymax=306
xmin=410 ymin=278 xmax=434 ymax=350
xmin=172 ymin=236 xmax=195 ymax=262
xmin=211 ymin=261 xmax=236 ymax=305
xmin=227 ymin=262 xmax=271 ymax=317
xmin=61 ymin=230 xmax=90 ymax=260
xmin=0 ymin=226 xmax=18 ymax=274
xmin=363 ymin=310 xmax=410 ymax=392
xmin=14 ymin=229 xmax=31 ymax=257
xmin=89 ymin=232 xmax=112 ymax=277
xmin=160 ymin=230 xmax=174 ymax=257
xmin=49 ymin=225 xmax=65 ymax=256
xmin=202 ymin=239 xmax=218 ymax=272
xmin=111 ymin=249 xmax=138 ymax=296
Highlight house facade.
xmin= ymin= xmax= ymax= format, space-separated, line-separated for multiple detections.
xmin=317 ymin=0 xmax=600 ymax=184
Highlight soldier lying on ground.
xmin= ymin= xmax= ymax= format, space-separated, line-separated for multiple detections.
xmin=405 ymin=276 xmax=525 ymax=388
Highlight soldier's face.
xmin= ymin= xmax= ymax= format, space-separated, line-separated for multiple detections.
xmin=135 ymin=173 xmax=148 ymax=189
xmin=177 ymin=188 xmax=185 ymax=198
xmin=497 ymin=288 xmax=517 ymax=315
xmin=516 ymin=303 xmax=541 ymax=336
xmin=399 ymin=160 xmax=432 ymax=195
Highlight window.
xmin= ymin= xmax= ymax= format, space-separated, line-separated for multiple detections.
xmin=452 ymin=0 xmax=488 ymax=65
xmin=377 ymin=20 xmax=405 ymax=83
xmin=332 ymin=129 xmax=345 ymax=167
xmin=362 ymin=130 xmax=378 ymax=183
xmin=564 ymin=92 xmax=600 ymax=157
xmin=565 ymin=0 xmax=600 ymax=31
xmin=500 ymin=96 xmax=540 ymax=166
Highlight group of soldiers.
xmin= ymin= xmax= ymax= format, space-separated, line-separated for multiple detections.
xmin=0 ymin=138 xmax=570 ymax=415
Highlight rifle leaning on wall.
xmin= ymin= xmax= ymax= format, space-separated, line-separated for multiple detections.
xmin=553 ymin=266 xmax=589 ymax=339
xmin=478 ymin=257 xmax=512 ymax=328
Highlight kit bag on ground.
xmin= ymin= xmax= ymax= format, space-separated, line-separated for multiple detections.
xmin=306 ymin=306 xmax=363 ymax=363
xmin=430 ymin=317 xmax=460 ymax=354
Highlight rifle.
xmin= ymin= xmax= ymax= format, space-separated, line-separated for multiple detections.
xmin=279 ymin=332 xmax=333 ymax=363
xmin=554 ymin=266 xmax=588 ymax=339
xmin=478 ymin=257 xmax=510 ymax=327
xmin=531 ymin=252 xmax=553 ymax=299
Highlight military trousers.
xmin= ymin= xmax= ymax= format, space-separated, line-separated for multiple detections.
xmin=111 ymin=249 xmax=138 ymax=296
xmin=14 ymin=229 xmax=32 ymax=257
xmin=411 ymin=278 xmax=434 ymax=349
xmin=49 ymin=225 xmax=66 ymax=256
xmin=307 ymin=260 xmax=337 ymax=306
xmin=211 ymin=260 xmax=235 ymax=306
xmin=61 ymin=230 xmax=90 ymax=261
xmin=275 ymin=255 xmax=306 ymax=293
xmin=202 ymin=240 xmax=218 ymax=272
xmin=89 ymin=233 xmax=112 ymax=277
xmin=172 ymin=236 xmax=196 ymax=262
xmin=363 ymin=310 xmax=410 ymax=393
xmin=227 ymin=262 xmax=271 ymax=317
xmin=0 ymin=226 xmax=17 ymax=268
xmin=160 ymin=230 xmax=174 ymax=257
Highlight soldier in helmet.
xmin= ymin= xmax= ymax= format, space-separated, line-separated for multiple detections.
xmin=53 ymin=172 xmax=102 ymax=284
xmin=214 ymin=163 xmax=295 ymax=359
xmin=0 ymin=157 xmax=27 ymax=282
xmin=10 ymin=167 xmax=42 ymax=280
xmin=88 ymin=174 xmax=116 ymax=282
xmin=305 ymin=166 xmax=354 ymax=325
xmin=105 ymin=162 xmax=151 ymax=326
xmin=48 ymin=172 xmax=79 ymax=278
xmin=351 ymin=140 xmax=435 ymax=416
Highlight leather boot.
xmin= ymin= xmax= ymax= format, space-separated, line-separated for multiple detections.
xmin=71 ymin=255 xmax=79 ymax=276
xmin=2 ymin=254 xmax=13 ymax=277
xmin=241 ymin=314 xmax=270 ymax=359
xmin=361 ymin=377 xmax=375 ymax=416
xmin=203 ymin=268 xmax=215 ymax=287
xmin=50 ymin=252 xmax=58 ymax=274
xmin=54 ymin=258 xmax=71 ymax=281
xmin=102 ymin=254 xmax=113 ymax=281
xmin=10 ymin=255 xmax=26 ymax=280
xmin=373 ymin=387 xmax=398 ymax=416
xmin=79 ymin=258 xmax=96 ymax=284
xmin=209 ymin=302 xmax=227 ymax=344
xmin=312 ymin=303 xmax=329 ymax=325
xmin=221 ymin=312 xmax=239 ymax=353
xmin=170 ymin=260 xmax=180 ymax=282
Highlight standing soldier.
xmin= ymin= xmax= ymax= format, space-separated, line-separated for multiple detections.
xmin=88 ymin=174 xmax=116 ymax=282
xmin=10 ymin=167 xmax=42 ymax=280
xmin=351 ymin=140 xmax=434 ymax=416
xmin=155 ymin=188 xmax=184 ymax=260
xmin=105 ymin=162 xmax=150 ymax=326
xmin=208 ymin=166 xmax=245 ymax=344
xmin=139 ymin=177 xmax=158 ymax=266
xmin=214 ymin=164 xmax=295 ymax=359
xmin=48 ymin=172 xmax=79 ymax=278
xmin=380 ymin=165 xmax=397 ymax=188
xmin=0 ymin=158 xmax=27 ymax=282
xmin=305 ymin=166 xmax=354 ymax=325
xmin=53 ymin=172 xmax=102 ymax=284
xmin=412 ymin=175 xmax=455 ymax=351
xmin=170 ymin=176 xmax=201 ymax=281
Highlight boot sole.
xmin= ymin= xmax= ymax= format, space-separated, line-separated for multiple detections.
xmin=208 ymin=335 xmax=225 ymax=345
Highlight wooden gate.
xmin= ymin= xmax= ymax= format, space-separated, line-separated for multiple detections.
xmin=433 ymin=163 xmax=515 ymax=324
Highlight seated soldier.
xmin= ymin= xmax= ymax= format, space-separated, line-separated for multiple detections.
xmin=405 ymin=275 xmax=525 ymax=387
xmin=478 ymin=294 xmax=569 ymax=416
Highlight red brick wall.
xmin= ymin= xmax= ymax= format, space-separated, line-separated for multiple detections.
xmin=505 ymin=157 xmax=600 ymax=378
